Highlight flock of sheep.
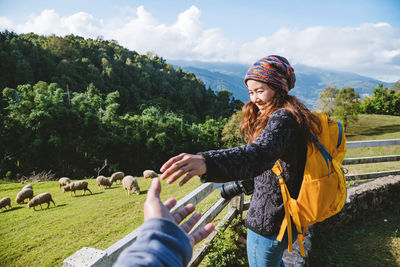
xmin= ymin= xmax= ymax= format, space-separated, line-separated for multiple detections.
xmin=0 ymin=169 xmax=159 ymax=212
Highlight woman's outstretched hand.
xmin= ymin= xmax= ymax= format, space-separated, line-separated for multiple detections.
xmin=144 ymin=178 xmax=214 ymax=247
xmin=160 ymin=153 xmax=207 ymax=186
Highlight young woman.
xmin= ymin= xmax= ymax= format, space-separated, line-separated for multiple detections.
xmin=160 ymin=55 xmax=321 ymax=267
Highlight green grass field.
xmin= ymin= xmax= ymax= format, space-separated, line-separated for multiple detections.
xmin=1 ymin=114 xmax=399 ymax=266
xmin=0 ymin=177 xmax=221 ymax=266
xmin=343 ymin=114 xmax=400 ymax=175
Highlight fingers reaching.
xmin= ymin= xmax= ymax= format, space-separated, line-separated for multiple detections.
xmin=160 ymin=153 xmax=185 ymax=174
xmin=144 ymin=178 xmax=175 ymax=221
xmin=160 ymin=153 xmax=207 ymax=185
xmin=172 ymin=203 xmax=195 ymax=224
xmin=163 ymin=197 xmax=177 ymax=211
xmin=189 ymin=223 xmax=215 ymax=247
xmin=179 ymin=211 xmax=201 ymax=233
xmin=144 ymin=175 xmax=215 ymax=248
xmin=165 ymin=169 xmax=187 ymax=185
xmin=179 ymin=171 xmax=196 ymax=186
xmin=147 ymin=178 xmax=161 ymax=199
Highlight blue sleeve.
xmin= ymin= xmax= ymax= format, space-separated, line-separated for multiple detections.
xmin=114 ymin=218 xmax=192 ymax=267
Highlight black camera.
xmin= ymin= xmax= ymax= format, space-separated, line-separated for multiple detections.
xmin=220 ymin=179 xmax=254 ymax=200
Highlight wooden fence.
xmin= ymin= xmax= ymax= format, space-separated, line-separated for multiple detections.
xmin=63 ymin=139 xmax=400 ymax=267
xmin=344 ymin=139 xmax=400 ymax=180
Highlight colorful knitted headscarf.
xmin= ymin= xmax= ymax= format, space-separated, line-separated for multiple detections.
xmin=244 ymin=55 xmax=296 ymax=93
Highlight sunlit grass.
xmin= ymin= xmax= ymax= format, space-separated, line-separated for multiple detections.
xmin=344 ymin=114 xmax=400 ymax=141
xmin=0 ymin=176 xmax=221 ymax=266
xmin=343 ymin=114 xmax=400 ymax=175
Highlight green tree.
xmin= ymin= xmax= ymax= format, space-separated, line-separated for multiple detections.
xmin=221 ymin=110 xmax=245 ymax=148
xmin=316 ymin=86 xmax=339 ymax=116
xmin=334 ymin=87 xmax=360 ymax=130
xmin=360 ymin=84 xmax=400 ymax=116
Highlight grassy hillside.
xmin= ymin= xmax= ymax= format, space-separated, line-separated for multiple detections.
xmin=0 ymin=177 xmax=220 ymax=266
xmin=345 ymin=114 xmax=400 ymax=141
xmin=343 ymin=114 xmax=400 ymax=175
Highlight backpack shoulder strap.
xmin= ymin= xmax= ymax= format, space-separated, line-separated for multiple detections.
xmin=336 ymin=121 xmax=343 ymax=148
xmin=311 ymin=134 xmax=332 ymax=177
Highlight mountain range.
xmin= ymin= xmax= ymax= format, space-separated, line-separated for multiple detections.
xmin=169 ymin=60 xmax=394 ymax=109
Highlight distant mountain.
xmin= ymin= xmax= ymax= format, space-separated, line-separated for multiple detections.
xmin=169 ymin=60 xmax=393 ymax=109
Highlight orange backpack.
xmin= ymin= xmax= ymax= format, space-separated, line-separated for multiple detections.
xmin=272 ymin=113 xmax=347 ymax=257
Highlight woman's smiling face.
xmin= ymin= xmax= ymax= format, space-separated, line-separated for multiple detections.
xmin=247 ymin=80 xmax=276 ymax=111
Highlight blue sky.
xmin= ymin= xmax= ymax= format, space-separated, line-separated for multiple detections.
xmin=1 ymin=0 xmax=399 ymax=81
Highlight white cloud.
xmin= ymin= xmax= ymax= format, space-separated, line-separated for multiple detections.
xmin=0 ymin=16 xmax=13 ymax=29
xmin=0 ymin=6 xmax=399 ymax=82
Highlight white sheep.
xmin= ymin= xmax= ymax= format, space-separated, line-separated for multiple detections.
xmin=143 ymin=170 xmax=158 ymax=179
xmin=122 ymin=176 xmax=140 ymax=195
xmin=96 ymin=176 xmax=112 ymax=189
xmin=15 ymin=188 xmax=34 ymax=204
xmin=110 ymin=172 xmax=124 ymax=184
xmin=27 ymin=193 xmax=55 ymax=210
xmin=22 ymin=184 xmax=33 ymax=190
xmin=58 ymin=177 xmax=71 ymax=189
xmin=0 ymin=197 xmax=11 ymax=211
xmin=63 ymin=181 xmax=93 ymax=196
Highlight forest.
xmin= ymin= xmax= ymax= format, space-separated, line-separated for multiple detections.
xmin=0 ymin=31 xmax=243 ymax=179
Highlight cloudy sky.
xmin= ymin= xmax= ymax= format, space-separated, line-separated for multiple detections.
xmin=1 ymin=0 xmax=399 ymax=82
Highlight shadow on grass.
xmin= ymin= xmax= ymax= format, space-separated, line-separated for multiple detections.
xmin=107 ymin=186 xmax=122 ymax=190
xmin=95 ymin=186 xmax=119 ymax=191
xmin=122 ymin=190 xmax=147 ymax=196
xmin=1 ymin=206 xmax=23 ymax=213
xmin=31 ymin=203 xmax=62 ymax=211
xmin=72 ymin=191 xmax=103 ymax=197
xmin=139 ymin=190 xmax=148 ymax=195
xmin=359 ymin=125 xmax=400 ymax=137
xmin=310 ymin=205 xmax=400 ymax=266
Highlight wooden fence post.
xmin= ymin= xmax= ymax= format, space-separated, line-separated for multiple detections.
xmin=229 ymin=193 xmax=244 ymax=218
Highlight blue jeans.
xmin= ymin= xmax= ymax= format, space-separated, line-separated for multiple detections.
xmin=247 ymin=228 xmax=295 ymax=267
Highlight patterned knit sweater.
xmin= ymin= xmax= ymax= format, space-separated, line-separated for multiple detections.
xmin=199 ymin=109 xmax=307 ymax=236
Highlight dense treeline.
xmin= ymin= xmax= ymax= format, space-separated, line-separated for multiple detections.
xmin=0 ymin=31 xmax=242 ymax=122
xmin=359 ymin=83 xmax=400 ymax=116
xmin=0 ymin=31 xmax=243 ymax=179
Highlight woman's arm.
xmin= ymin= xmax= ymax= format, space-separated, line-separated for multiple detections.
xmin=161 ymin=110 xmax=298 ymax=184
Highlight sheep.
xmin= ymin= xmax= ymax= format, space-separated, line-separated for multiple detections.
xmin=110 ymin=172 xmax=124 ymax=184
xmin=58 ymin=177 xmax=71 ymax=189
xmin=96 ymin=176 xmax=112 ymax=189
xmin=0 ymin=197 xmax=11 ymax=211
xmin=27 ymin=193 xmax=55 ymax=210
xmin=22 ymin=184 xmax=33 ymax=190
xmin=63 ymin=181 xmax=93 ymax=196
xmin=122 ymin=176 xmax=140 ymax=195
xmin=15 ymin=188 xmax=34 ymax=204
xmin=143 ymin=170 xmax=158 ymax=179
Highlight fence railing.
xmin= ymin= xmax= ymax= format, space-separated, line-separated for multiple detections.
xmin=63 ymin=139 xmax=400 ymax=267
xmin=344 ymin=139 xmax=400 ymax=180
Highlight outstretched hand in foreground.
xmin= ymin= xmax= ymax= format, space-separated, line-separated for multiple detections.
xmin=160 ymin=153 xmax=207 ymax=186
xmin=144 ymin=178 xmax=214 ymax=247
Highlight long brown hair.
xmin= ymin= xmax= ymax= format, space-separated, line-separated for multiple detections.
xmin=240 ymin=86 xmax=321 ymax=144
